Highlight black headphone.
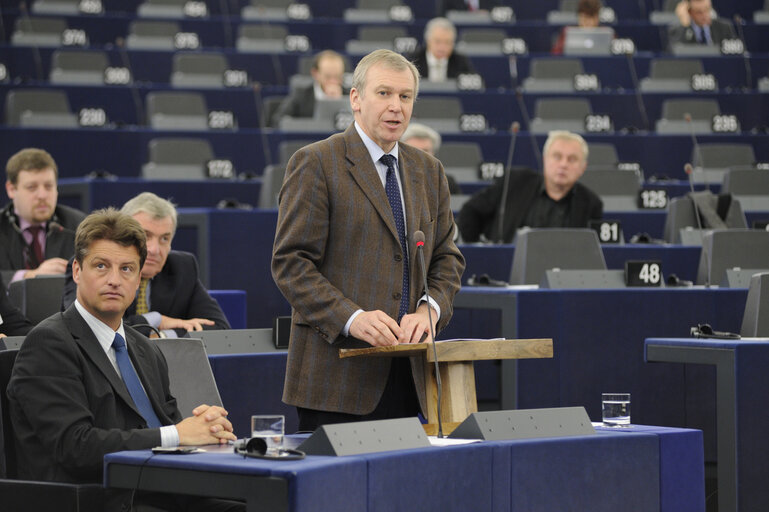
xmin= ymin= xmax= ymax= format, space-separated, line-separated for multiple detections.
xmin=233 ymin=437 xmax=305 ymax=460
xmin=690 ymin=323 xmax=741 ymax=340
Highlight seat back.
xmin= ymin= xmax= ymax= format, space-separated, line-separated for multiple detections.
xmin=535 ymin=97 xmax=591 ymax=120
xmin=692 ymin=143 xmax=756 ymax=169
xmin=586 ymin=142 xmax=619 ymax=170
xmin=663 ymin=195 xmax=747 ymax=243
xmin=146 ymin=91 xmax=208 ymax=130
xmin=126 ymin=20 xmax=179 ymax=49
xmin=7 ymin=276 xmax=66 ymax=325
xmin=258 ymin=164 xmax=286 ymax=208
xmin=510 ymin=228 xmax=607 ymax=285
xmin=171 ymin=53 xmax=227 ymax=88
xmin=529 ymin=58 xmax=584 ymax=79
xmin=661 ymin=98 xmax=720 ymax=121
xmin=741 ymin=272 xmax=769 ymax=337
xmin=697 ymin=230 xmax=769 ymax=285
xmin=142 ymin=137 xmax=214 ymax=180
xmin=50 ymin=50 xmax=108 ymax=85
xmin=155 ymin=338 xmax=223 ymax=417
xmin=5 ymin=90 xmax=78 ymax=128
xmin=649 ymin=58 xmax=703 ymax=79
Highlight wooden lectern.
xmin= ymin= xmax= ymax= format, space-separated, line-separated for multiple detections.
xmin=339 ymin=339 xmax=553 ymax=435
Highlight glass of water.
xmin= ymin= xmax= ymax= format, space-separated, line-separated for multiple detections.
xmin=602 ymin=393 xmax=631 ymax=427
xmin=251 ymin=415 xmax=284 ymax=455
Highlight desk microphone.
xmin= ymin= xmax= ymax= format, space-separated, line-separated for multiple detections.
xmin=625 ymin=53 xmax=650 ymax=131
xmin=413 ymin=230 xmax=443 ymax=438
xmin=496 ymin=121 xmax=520 ymax=243
xmin=684 ymin=112 xmax=710 ymax=192
xmin=115 ymin=36 xmax=145 ymax=127
xmin=733 ymin=15 xmax=753 ymax=91
xmin=685 ymin=163 xmax=711 ymax=287
xmin=514 ymin=88 xmax=543 ymax=171
xmin=48 ymin=221 xmax=75 ymax=235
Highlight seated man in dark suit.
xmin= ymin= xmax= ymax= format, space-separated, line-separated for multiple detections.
xmin=270 ymin=50 xmax=347 ymax=127
xmin=0 ymin=273 xmax=33 ymax=337
xmin=63 ymin=192 xmax=230 ymax=337
xmin=8 ymin=208 xmax=242 ymax=511
xmin=457 ymin=130 xmax=603 ymax=243
xmin=1 ymin=148 xmax=85 ymax=284
xmin=408 ymin=17 xmax=475 ymax=83
xmin=668 ymin=0 xmax=735 ymax=48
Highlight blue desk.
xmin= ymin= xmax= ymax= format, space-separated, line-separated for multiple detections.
xmin=58 ymin=177 xmax=263 ymax=213
xmin=460 ymin=242 xmax=702 ymax=283
xmin=104 ymin=425 xmax=703 ymax=512
xmin=645 ymin=337 xmax=769 ymax=512
xmin=447 ymin=287 xmax=747 ymax=463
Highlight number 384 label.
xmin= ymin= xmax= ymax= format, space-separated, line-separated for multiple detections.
xmin=625 ymin=260 xmax=662 ymax=287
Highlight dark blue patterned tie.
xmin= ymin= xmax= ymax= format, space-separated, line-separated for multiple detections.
xmin=112 ymin=332 xmax=162 ymax=428
xmin=380 ymin=154 xmax=410 ymax=320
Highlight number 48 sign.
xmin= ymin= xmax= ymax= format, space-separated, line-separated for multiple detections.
xmin=625 ymin=260 xmax=662 ymax=287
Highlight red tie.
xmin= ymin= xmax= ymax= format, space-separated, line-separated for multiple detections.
xmin=26 ymin=225 xmax=44 ymax=268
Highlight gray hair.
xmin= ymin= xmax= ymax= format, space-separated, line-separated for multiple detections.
xmin=424 ymin=17 xmax=456 ymax=42
xmin=351 ymin=49 xmax=420 ymax=100
xmin=121 ymin=192 xmax=178 ymax=233
xmin=401 ymin=123 xmax=442 ymax=153
xmin=543 ymin=130 xmax=589 ymax=161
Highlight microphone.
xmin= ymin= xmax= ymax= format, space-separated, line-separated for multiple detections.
xmin=48 ymin=221 xmax=75 ymax=235
xmin=115 ymin=37 xmax=145 ymax=127
xmin=514 ymin=88 xmax=543 ymax=171
xmin=19 ymin=2 xmax=44 ymax=80
xmin=625 ymin=53 xmax=650 ymax=131
xmin=412 ymin=230 xmax=443 ymax=438
xmin=496 ymin=121 xmax=520 ymax=243
xmin=684 ymin=112 xmax=709 ymax=192
xmin=733 ymin=14 xmax=753 ymax=91
xmin=685 ymin=163 xmax=711 ymax=287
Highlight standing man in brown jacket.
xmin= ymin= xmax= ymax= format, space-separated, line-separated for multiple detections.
xmin=272 ymin=50 xmax=465 ymax=431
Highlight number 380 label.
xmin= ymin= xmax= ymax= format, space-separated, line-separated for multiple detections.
xmin=625 ymin=260 xmax=662 ymax=287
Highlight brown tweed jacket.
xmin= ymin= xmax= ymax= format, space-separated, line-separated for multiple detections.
xmin=272 ymin=124 xmax=465 ymax=415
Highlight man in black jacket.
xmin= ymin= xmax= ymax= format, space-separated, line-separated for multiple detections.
xmin=63 ymin=192 xmax=230 ymax=337
xmin=458 ymin=131 xmax=603 ymax=243
xmin=1 ymin=148 xmax=85 ymax=284
xmin=270 ymin=50 xmax=347 ymax=127
xmin=8 ymin=208 xmax=241 ymax=512
xmin=409 ymin=17 xmax=475 ymax=83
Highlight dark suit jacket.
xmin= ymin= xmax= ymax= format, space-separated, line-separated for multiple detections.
xmin=667 ymin=18 xmax=736 ymax=48
xmin=0 ymin=202 xmax=86 ymax=283
xmin=457 ymin=169 xmax=604 ymax=243
xmin=7 ymin=306 xmax=181 ymax=484
xmin=409 ymin=48 xmax=476 ymax=81
xmin=0 ymin=273 xmax=33 ymax=336
xmin=272 ymin=125 xmax=465 ymax=415
xmin=62 ymin=250 xmax=230 ymax=336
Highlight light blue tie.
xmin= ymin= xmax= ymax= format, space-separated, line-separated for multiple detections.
xmin=112 ymin=332 xmax=162 ymax=428
xmin=380 ymin=154 xmax=410 ymax=320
